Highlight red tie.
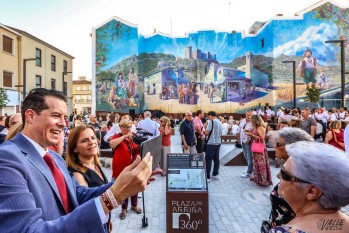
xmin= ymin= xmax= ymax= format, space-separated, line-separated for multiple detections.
xmin=43 ymin=152 xmax=70 ymax=213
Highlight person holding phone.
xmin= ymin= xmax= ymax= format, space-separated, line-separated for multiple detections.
xmin=159 ymin=116 xmax=171 ymax=176
xmin=109 ymin=120 xmax=142 ymax=220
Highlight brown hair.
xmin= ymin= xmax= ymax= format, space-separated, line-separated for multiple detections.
xmin=65 ymin=124 xmax=101 ymax=173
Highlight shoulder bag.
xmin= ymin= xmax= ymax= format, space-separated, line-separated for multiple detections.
xmin=203 ymin=120 xmax=214 ymax=152
xmin=251 ymin=137 xmax=265 ymax=153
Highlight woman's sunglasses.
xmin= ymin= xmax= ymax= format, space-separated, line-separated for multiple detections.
xmin=280 ymin=166 xmax=311 ymax=184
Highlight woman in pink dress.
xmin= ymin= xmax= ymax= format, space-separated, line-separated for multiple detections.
xmin=244 ymin=115 xmax=273 ymax=186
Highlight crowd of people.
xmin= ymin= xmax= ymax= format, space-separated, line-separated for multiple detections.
xmin=1 ymin=88 xmax=349 ymax=232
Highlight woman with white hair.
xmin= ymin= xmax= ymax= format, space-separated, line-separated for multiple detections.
xmin=262 ymin=127 xmax=313 ymax=232
xmin=270 ymin=141 xmax=349 ymax=232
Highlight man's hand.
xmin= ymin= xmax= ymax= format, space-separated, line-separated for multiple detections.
xmin=110 ymin=153 xmax=153 ymax=203
xmin=184 ymin=144 xmax=189 ymax=150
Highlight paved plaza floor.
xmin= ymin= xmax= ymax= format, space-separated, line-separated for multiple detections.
xmin=103 ymin=129 xmax=349 ymax=233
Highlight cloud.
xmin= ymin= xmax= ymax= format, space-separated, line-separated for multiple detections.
xmin=273 ymin=23 xmax=338 ymax=64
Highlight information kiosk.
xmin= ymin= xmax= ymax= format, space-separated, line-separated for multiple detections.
xmin=166 ymin=153 xmax=208 ymax=233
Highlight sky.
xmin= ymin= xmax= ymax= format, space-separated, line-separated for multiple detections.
xmin=1 ymin=0 xmax=348 ymax=80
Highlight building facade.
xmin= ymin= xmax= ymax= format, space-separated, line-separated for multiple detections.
xmin=72 ymin=76 xmax=92 ymax=115
xmin=0 ymin=24 xmax=74 ymax=115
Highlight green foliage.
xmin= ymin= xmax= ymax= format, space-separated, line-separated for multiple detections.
xmin=304 ymin=86 xmax=321 ymax=104
xmin=95 ymin=20 xmax=132 ymax=72
xmin=0 ymin=88 xmax=9 ymax=110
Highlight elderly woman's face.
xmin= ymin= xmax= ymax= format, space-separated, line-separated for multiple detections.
xmin=274 ymin=137 xmax=288 ymax=160
xmin=277 ymin=159 xmax=307 ymax=209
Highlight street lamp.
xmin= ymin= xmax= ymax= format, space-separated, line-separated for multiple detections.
xmin=325 ymin=39 xmax=346 ymax=107
xmin=62 ymin=71 xmax=72 ymax=96
xmin=282 ymin=60 xmax=296 ymax=108
xmin=23 ymin=58 xmax=36 ymax=101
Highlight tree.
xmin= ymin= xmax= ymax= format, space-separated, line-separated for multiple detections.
xmin=0 ymin=88 xmax=9 ymax=110
xmin=304 ymin=86 xmax=321 ymax=107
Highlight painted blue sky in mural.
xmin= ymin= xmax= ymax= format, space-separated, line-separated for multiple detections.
xmin=138 ymin=11 xmax=340 ymax=65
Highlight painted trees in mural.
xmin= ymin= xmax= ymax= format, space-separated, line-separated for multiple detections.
xmin=95 ymin=19 xmax=141 ymax=112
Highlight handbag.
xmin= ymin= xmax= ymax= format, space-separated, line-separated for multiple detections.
xmin=251 ymin=138 xmax=265 ymax=153
xmin=203 ymin=120 xmax=214 ymax=152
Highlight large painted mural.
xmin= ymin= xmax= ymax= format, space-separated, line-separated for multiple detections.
xmin=92 ymin=0 xmax=349 ymax=114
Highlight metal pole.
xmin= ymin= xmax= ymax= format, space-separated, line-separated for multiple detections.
xmin=292 ymin=61 xmax=296 ymax=109
xmin=340 ymin=40 xmax=345 ymax=107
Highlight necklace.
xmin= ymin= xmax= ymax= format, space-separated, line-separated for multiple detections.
xmin=81 ymin=161 xmax=100 ymax=174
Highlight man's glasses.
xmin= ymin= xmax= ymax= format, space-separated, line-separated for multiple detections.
xmin=275 ymin=142 xmax=285 ymax=148
xmin=280 ymin=166 xmax=311 ymax=184
xmin=185 ymin=115 xmax=192 ymax=117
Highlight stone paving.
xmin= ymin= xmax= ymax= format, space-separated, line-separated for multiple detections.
xmin=103 ymin=129 xmax=349 ymax=233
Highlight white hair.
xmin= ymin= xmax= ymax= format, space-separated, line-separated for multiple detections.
xmin=286 ymin=141 xmax=349 ymax=209
xmin=144 ymin=111 xmax=151 ymax=117
xmin=278 ymin=127 xmax=314 ymax=144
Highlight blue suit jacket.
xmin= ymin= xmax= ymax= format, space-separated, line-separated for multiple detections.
xmin=0 ymin=133 xmax=113 ymax=232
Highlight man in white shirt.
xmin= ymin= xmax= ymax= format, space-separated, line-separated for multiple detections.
xmin=137 ymin=111 xmax=159 ymax=138
xmin=239 ymin=110 xmax=253 ymax=178
xmin=339 ymin=107 xmax=347 ymax=120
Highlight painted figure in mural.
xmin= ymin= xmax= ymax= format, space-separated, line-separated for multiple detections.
xmin=209 ymin=83 xmax=215 ymax=103
xmin=128 ymin=68 xmax=138 ymax=97
xmin=190 ymin=83 xmax=199 ymax=104
xmin=299 ymin=49 xmax=318 ymax=89
xmin=146 ymin=84 xmax=150 ymax=95
xmin=152 ymin=83 xmax=156 ymax=95
xmin=108 ymin=86 xmax=116 ymax=103
xmin=182 ymin=85 xmax=189 ymax=104
xmin=161 ymin=86 xmax=170 ymax=100
xmin=115 ymin=72 xmax=127 ymax=100
xmin=178 ymin=84 xmax=184 ymax=104
xmin=221 ymin=84 xmax=226 ymax=102
xmin=317 ymin=68 xmax=328 ymax=90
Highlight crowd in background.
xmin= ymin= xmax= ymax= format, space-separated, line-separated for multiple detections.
xmin=2 ymin=97 xmax=349 ymax=232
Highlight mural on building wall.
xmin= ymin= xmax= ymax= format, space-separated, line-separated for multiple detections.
xmin=95 ymin=19 xmax=143 ymax=113
xmin=94 ymin=1 xmax=349 ymax=114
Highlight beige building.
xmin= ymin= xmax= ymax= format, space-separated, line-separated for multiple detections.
xmin=72 ymin=76 xmax=92 ymax=115
xmin=0 ymin=23 xmax=74 ymax=115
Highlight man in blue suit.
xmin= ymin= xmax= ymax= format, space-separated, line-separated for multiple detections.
xmin=0 ymin=88 xmax=159 ymax=232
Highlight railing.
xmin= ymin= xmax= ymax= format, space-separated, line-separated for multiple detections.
xmin=74 ymin=99 xmax=92 ymax=103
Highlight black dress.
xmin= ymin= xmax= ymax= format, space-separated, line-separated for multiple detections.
xmin=68 ymin=165 xmax=110 ymax=232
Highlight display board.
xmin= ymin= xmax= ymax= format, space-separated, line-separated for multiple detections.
xmin=167 ymin=153 xmax=206 ymax=191
xmin=166 ymin=153 xmax=208 ymax=233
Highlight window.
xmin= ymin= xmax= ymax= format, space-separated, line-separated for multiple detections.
xmin=63 ymin=82 xmax=67 ymax=96
xmin=51 ymin=79 xmax=56 ymax=90
xmin=63 ymin=60 xmax=67 ymax=73
xmin=2 ymin=35 xmax=13 ymax=54
xmin=36 ymin=48 xmax=41 ymax=67
xmin=51 ymin=55 xmax=56 ymax=71
xmin=3 ymin=71 xmax=13 ymax=88
xmin=261 ymin=38 xmax=265 ymax=48
xmin=36 ymin=75 xmax=41 ymax=88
